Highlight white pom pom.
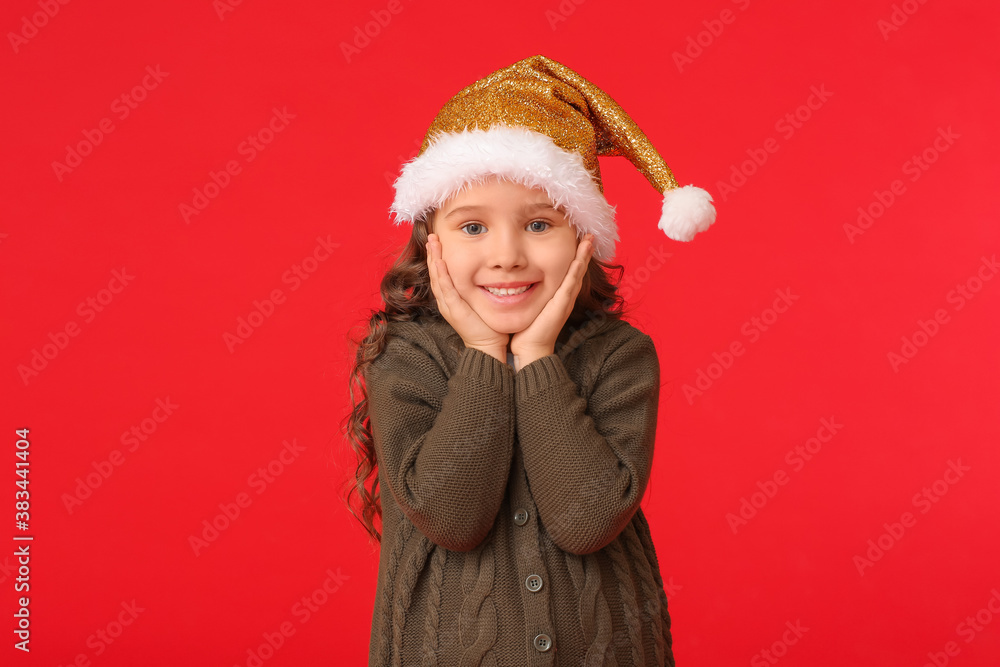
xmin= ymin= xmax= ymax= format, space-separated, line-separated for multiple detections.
xmin=658 ymin=185 xmax=716 ymax=242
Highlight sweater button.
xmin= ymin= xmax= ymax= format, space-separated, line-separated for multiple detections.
xmin=525 ymin=574 xmax=543 ymax=592
xmin=513 ymin=509 xmax=528 ymax=525
xmin=533 ymin=633 xmax=553 ymax=652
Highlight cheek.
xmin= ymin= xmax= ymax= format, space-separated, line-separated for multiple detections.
xmin=550 ymin=250 xmax=578 ymax=281
xmin=441 ymin=251 xmax=474 ymax=286
xmin=549 ymin=233 xmax=581 ymax=277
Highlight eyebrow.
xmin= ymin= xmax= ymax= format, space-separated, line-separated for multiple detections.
xmin=442 ymin=202 xmax=559 ymax=221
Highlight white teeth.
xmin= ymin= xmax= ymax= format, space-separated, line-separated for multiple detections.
xmin=485 ymin=285 xmax=530 ymax=296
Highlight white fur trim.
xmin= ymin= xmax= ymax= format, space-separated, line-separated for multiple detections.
xmin=390 ymin=125 xmax=619 ymax=261
xmin=658 ymin=185 xmax=716 ymax=242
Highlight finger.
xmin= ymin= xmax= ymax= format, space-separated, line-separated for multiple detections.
xmin=426 ymin=238 xmax=450 ymax=316
xmin=428 ymin=236 xmax=447 ymax=293
xmin=425 ymin=240 xmax=439 ymax=298
xmin=427 ymin=245 xmax=470 ymax=318
xmin=427 ymin=234 xmax=439 ymax=270
xmin=546 ymin=237 xmax=591 ymax=311
xmin=574 ymin=234 xmax=594 ymax=278
xmin=561 ymin=234 xmax=593 ymax=292
xmin=577 ymin=233 xmax=594 ymax=263
xmin=434 ymin=256 xmax=463 ymax=310
xmin=427 ymin=238 xmax=454 ymax=295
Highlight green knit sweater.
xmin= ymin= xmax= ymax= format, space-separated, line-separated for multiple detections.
xmin=366 ymin=313 xmax=674 ymax=666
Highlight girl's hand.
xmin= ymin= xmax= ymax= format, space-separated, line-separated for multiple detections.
xmin=426 ymin=234 xmax=510 ymax=356
xmin=510 ymin=233 xmax=594 ymax=367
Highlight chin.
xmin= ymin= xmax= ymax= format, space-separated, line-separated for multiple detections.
xmin=488 ymin=322 xmax=526 ymax=336
xmin=482 ymin=315 xmax=532 ymax=336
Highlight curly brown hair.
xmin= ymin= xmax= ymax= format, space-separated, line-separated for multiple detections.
xmin=340 ymin=211 xmax=633 ymax=545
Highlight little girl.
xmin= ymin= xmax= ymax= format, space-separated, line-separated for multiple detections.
xmin=346 ymin=55 xmax=715 ymax=667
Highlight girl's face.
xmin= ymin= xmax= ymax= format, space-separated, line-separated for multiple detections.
xmin=431 ymin=178 xmax=581 ymax=335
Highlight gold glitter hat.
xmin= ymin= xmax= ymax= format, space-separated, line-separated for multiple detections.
xmin=390 ymin=55 xmax=716 ymax=261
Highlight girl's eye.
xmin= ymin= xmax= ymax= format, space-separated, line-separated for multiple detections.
xmin=528 ymin=220 xmax=550 ymax=232
xmin=461 ymin=223 xmax=484 ymax=236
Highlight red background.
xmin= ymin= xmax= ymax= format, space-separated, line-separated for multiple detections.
xmin=3 ymin=0 xmax=999 ymax=665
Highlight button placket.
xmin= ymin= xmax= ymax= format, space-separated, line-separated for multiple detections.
xmin=510 ymin=446 xmax=555 ymax=663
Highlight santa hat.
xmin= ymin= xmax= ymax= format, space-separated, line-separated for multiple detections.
xmin=390 ymin=55 xmax=716 ymax=262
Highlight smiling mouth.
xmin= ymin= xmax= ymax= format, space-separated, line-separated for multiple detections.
xmin=482 ymin=284 xmax=534 ymax=297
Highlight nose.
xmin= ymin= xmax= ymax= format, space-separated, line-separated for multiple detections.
xmin=487 ymin=227 xmax=526 ymax=269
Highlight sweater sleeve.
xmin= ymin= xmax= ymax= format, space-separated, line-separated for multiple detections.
xmin=514 ymin=330 xmax=660 ymax=555
xmin=366 ymin=332 xmax=515 ymax=552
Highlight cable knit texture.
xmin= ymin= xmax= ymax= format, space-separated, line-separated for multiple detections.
xmin=366 ymin=314 xmax=675 ymax=666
